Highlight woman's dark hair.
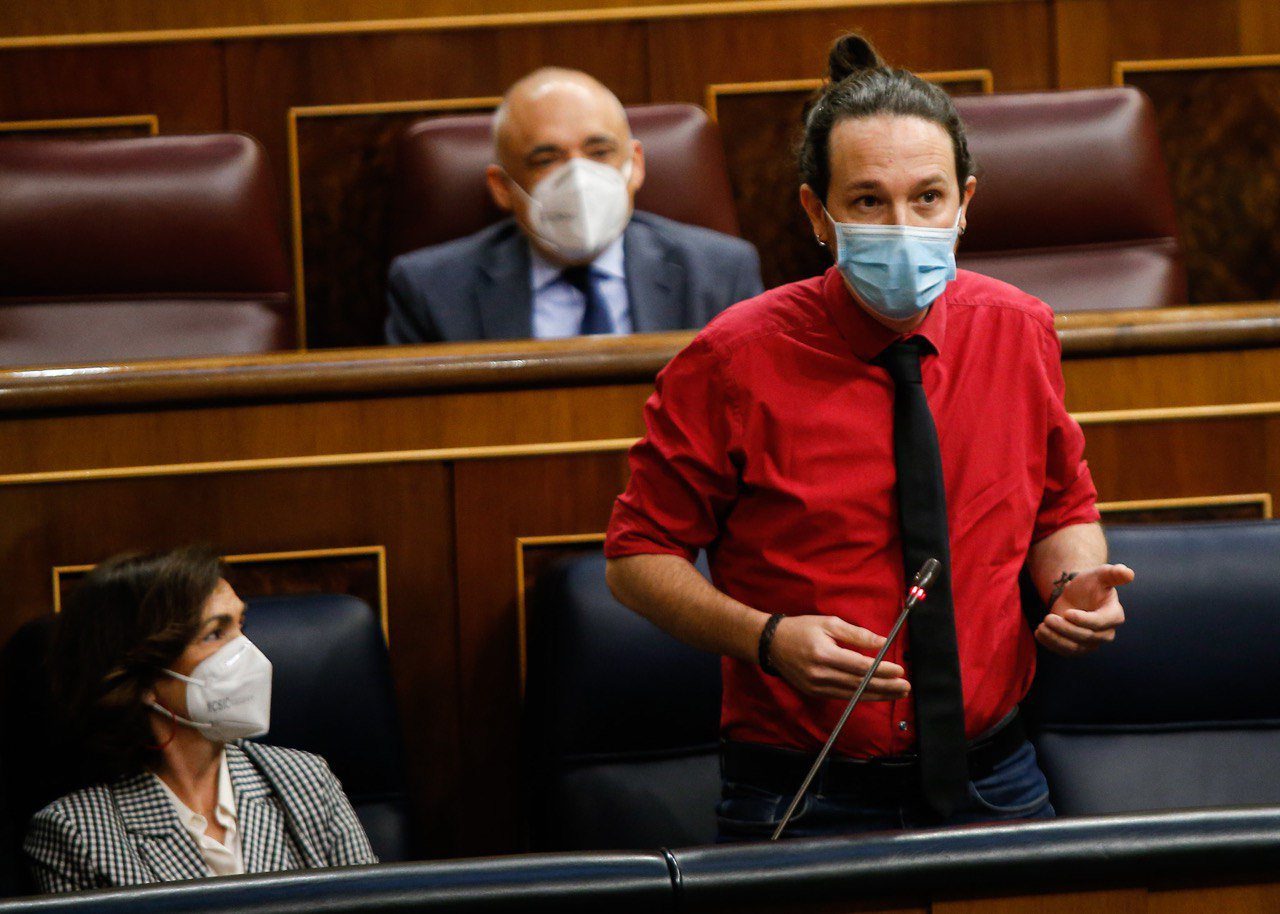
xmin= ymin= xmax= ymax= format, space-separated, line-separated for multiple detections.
xmin=799 ymin=33 xmax=975 ymax=203
xmin=50 ymin=546 xmax=223 ymax=780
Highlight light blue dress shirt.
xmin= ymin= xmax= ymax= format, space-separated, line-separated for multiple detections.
xmin=529 ymin=236 xmax=632 ymax=339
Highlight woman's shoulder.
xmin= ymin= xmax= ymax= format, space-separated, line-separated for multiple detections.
xmin=232 ymin=741 xmax=335 ymax=785
xmin=27 ymin=780 xmax=123 ymax=839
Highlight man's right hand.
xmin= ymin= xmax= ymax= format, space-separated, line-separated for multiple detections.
xmin=767 ymin=615 xmax=910 ymax=701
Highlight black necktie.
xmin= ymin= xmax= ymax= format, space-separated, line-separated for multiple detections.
xmin=560 ymin=265 xmax=613 ymax=335
xmin=878 ymin=338 xmax=969 ymax=817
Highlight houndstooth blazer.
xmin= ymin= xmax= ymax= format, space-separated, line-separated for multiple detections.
xmin=23 ymin=741 xmax=377 ymax=893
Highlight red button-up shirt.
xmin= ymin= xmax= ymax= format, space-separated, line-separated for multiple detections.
xmin=605 ymin=267 xmax=1099 ymax=758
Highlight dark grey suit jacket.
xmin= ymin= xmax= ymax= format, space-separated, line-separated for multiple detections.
xmin=384 ymin=211 xmax=764 ymax=344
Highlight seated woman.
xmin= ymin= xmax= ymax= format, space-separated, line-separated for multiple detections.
xmin=24 ymin=546 xmax=377 ymax=892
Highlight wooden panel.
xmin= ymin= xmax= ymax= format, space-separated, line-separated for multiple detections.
xmin=1053 ymin=0 xmax=1250 ymax=88
xmin=0 ymin=383 xmax=653 ymax=476
xmin=934 ymin=888 xmax=1146 ymax=914
xmin=1082 ymin=414 xmax=1280 ymax=504
xmin=54 ymin=546 xmax=388 ymax=634
xmin=648 ymin=3 xmax=1051 ymax=104
xmin=0 ymin=43 xmax=224 ymax=132
xmin=292 ymin=99 xmax=498 ymax=349
xmin=1061 ymin=347 xmax=1280 ymax=413
xmin=724 ymin=902 xmax=925 ymax=914
xmin=0 ymin=462 xmax=459 ymax=857
xmin=0 ymin=0 xmax=901 ymax=39
xmin=1149 ymin=882 xmax=1280 ymax=914
xmin=712 ymin=73 xmax=991 ymax=290
xmin=452 ymin=452 xmax=631 ymax=853
xmin=1122 ymin=58 xmax=1280 ymax=304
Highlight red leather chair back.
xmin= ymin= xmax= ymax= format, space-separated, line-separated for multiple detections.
xmin=955 ymin=87 xmax=1186 ymax=312
xmin=0 ymin=134 xmax=293 ymax=367
xmin=389 ymin=103 xmax=740 ymax=256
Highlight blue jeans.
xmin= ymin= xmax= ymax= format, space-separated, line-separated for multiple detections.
xmin=717 ymin=740 xmax=1055 ymax=842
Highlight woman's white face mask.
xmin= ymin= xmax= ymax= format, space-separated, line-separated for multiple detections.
xmin=149 ymin=635 xmax=273 ymax=744
xmin=509 ymin=157 xmax=634 ymax=264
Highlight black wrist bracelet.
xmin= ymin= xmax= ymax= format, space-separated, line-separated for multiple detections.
xmin=1046 ymin=571 xmax=1078 ymax=611
xmin=758 ymin=613 xmax=785 ymax=677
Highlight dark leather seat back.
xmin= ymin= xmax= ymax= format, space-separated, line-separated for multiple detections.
xmin=525 ymin=553 xmax=721 ymax=850
xmin=0 ymin=592 xmax=409 ymax=888
xmin=0 ymin=134 xmax=294 ymax=367
xmin=1031 ymin=521 xmax=1280 ymax=815
xmin=240 ymin=594 xmax=410 ymax=862
xmin=389 ymin=103 xmax=739 ymax=256
xmin=955 ymin=87 xmax=1186 ymax=312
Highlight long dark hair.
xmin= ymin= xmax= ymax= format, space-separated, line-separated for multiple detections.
xmin=51 ymin=546 xmax=223 ymax=779
xmin=799 ymin=33 xmax=975 ymax=203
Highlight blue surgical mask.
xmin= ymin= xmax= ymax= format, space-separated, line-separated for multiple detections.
xmin=827 ymin=208 xmax=962 ymax=321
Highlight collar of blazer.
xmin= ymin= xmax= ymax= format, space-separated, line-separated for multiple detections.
xmin=113 ymin=743 xmax=316 ymax=876
xmin=476 ymin=213 xmax=688 ymax=338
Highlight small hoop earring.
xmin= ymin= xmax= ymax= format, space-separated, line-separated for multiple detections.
xmin=815 ymin=236 xmax=828 ymax=248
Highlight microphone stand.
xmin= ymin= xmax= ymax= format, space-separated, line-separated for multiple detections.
xmin=770 ymin=558 xmax=940 ymax=841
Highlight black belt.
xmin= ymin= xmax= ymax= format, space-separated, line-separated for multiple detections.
xmin=721 ymin=710 xmax=1025 ymax=803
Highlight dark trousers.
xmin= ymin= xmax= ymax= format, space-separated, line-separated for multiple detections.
xmin=717 ymin=739 xmax=1054 ymax=842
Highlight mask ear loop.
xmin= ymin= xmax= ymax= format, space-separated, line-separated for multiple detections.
xmin=146 ymin=700 xmax=181 ymax=751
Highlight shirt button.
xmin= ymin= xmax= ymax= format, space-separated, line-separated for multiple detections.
xmin=898 ymin=721 xmax=909 ymax=731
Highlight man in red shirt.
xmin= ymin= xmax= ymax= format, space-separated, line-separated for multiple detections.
xmin=605 ymin=36 xmax=1132 ymax=838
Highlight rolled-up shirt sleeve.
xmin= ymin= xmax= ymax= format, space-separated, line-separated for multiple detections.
xmin=606 ymin=336 xmax=741 ymax=561
xmin=1033 ymin=325 xmax=1101 ymax=542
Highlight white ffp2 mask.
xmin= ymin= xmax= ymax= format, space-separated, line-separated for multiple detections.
xmin=514 ymin=157 xmax=633 ymax=263
xmin=149 ymin=635 xmax=273 ymax=744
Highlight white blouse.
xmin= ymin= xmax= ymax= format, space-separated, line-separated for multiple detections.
xmin=154 ymin=750 xmax=244 ymax=877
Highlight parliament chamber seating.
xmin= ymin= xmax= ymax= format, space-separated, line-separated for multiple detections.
xmin=0 ymin=593 xmax=409 ymax=895
xmin=525 ymin=554 xmax=720 ymax=850
xmin=954 ymin=87 xmax=1187 ymax=313
xmin=1030 ymin=520 xmax=1280 ymax=815
xmin=525 ymin=521 xmax=1280 ymax=850
xmin=0 ymin=134 xmax=294 ymax=368
xmin=388 ymin=103 xmax=740 ymax=256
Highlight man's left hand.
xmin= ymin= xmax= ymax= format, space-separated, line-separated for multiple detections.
xmin=1034 ymin=563 xmax=1134 ymax=656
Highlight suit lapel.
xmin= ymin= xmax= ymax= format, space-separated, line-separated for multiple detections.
xmin=113 ymin=772 xmax=209 ymax=882
xmin=476 ymin=227 xmax=534 ymax=340
xmin=236 ymin=742 xmax=326 ymax=869
xmin=227 ymin=744 xmax=307 ymax=874
xmin=624 ymin=219 xmax=686 ymax=332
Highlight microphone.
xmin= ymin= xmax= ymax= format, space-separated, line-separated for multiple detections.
xmin=769 ymin=557 xmax=940 ymax=841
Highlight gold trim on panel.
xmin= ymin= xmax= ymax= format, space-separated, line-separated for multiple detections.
xmin=285 ymin=96 xmax=502 ymax=349
xmin=1097 ymin=493 xmax=1272 ymax=519
xmin=1114 ymin=53 xmax=1280 ymax=86
xmin=0 ymin=1 xmax=1027 ymax=51
xmin=0 ymin=114 xmax=159 ymax=135
xmin=514 ymin=532 xmax=607 ymax=696
xmin=0 ymin=438 xmax=640 ymax=488
xmin=52 ymin=545 xmax=390 ymax=640
xmin=1072 ymin=400 xmax=1280 ymax=426
xmin=706 ymin=69 xmax=994 ymax=119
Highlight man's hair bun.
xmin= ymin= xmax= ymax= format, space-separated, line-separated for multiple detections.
xmin=827 ymin=33 xmax=885 ymax=83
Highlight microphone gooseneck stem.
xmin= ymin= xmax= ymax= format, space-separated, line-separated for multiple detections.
xmin=769 ymin=558 xmax=937 ymax=841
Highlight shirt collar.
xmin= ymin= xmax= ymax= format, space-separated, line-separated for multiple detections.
xmin=529 ymin=233 xmax=627 ymax=292
xmin=153 ymin=748 xmax=238 ymax=831
xmin=819 ymin=266 xmax=948 ymax=362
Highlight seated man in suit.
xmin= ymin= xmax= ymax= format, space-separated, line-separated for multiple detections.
xmin=385 ymin=67 xmax=763 ymax=343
